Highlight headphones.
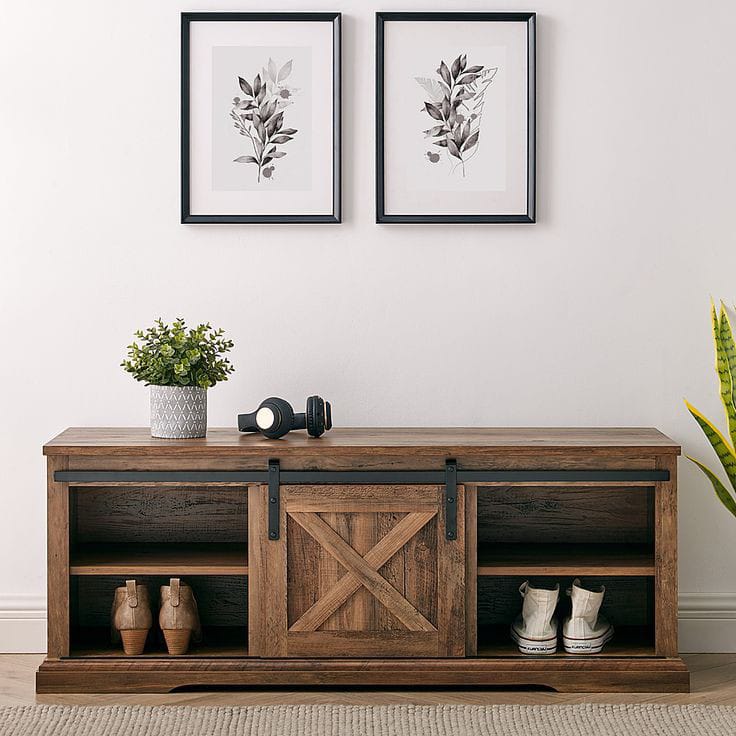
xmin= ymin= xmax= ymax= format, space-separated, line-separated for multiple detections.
xmin=238 ymin=395 xmax=333 ymax=439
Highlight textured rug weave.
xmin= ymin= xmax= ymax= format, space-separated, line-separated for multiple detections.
xmin=1 ymin=704 xmax=735 ymax=736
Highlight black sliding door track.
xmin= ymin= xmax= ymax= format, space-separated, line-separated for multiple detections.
xmin=55 ymin=469 xmax=669 ymax=483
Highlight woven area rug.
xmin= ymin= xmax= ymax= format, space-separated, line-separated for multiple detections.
xmin=1 ymin=704 xmax=734 ymax=736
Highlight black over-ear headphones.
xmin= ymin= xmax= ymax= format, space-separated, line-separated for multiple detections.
xmin=238 ymin=396 xmax=332 ymax=439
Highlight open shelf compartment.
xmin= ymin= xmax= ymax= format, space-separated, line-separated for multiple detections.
xmin=69 ymin=484 xmax=249 ymax=577
xmin=476 ymin=575 xmax=655 ymax=659
xmin=69 ymin=575 xmax=248 ymax=659
xmin=473 ymin=483 xmax=656 ymax=659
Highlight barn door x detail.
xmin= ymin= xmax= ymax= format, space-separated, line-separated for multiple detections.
xmin=249 ymin=484 xmax=466 ymax=658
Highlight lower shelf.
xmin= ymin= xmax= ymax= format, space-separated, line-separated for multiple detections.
xmin=70 ymin=626 xmax=248 ymax=659
xmin=477 ymin=625 xmax=654 ymax=658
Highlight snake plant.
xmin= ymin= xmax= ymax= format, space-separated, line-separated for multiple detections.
xmin=686 ymin=302 xmax=736 ymax=518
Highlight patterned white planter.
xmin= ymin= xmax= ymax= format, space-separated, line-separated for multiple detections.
xmin=150 ymin=385 xmax=207 ymax=439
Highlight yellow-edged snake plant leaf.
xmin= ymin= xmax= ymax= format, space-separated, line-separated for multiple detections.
xmin=687 ymin=455 xmax=736 ymax=519
xmin=686 ymin=401 xmax=736 ymax=489
xmin=718 ymin=303 xmax=736 ymax=445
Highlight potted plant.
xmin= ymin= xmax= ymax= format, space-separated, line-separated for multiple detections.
xmin=686 ymin=301 xmax=736 ymax=517
xmin=122 ymin=318 xmax=235 ymax=439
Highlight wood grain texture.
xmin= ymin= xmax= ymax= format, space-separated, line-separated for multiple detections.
xmin=465 ymin=484 xmax=478 ymax=656
xmin=477 ymin=486 xmax=651 ymax=544
xmin=288 ymin=512 xmax=436 ymax=633
xmin=248 ymin=484 xmax=286 ymax=657
xmin=47 ymin=456 xmax=70 ymax=659
xmin=10 ymin=652 xmax=725 ymax=704
xmin=74 ymin=487 xmax=247 ymax=544
xmin=262 ymin=485 xmax=466 ymax=658
xmin=289 ymin=513 xmax=437 ymax=633
xmin=66 ymin=454 xmax=664 ymax=472
xmin=34 ymin=656 xmax=689 ymax=694
xmin=39 ymin=429 xmax=683 ymax=693
xmin=655 ymin=454 xmax=678 ymax=657
xmin=44 ymin=427 xmax=681 ymax=456
xmin=477 ymin=543 xmax=655 ymax=576
xmin=437 ymin=483 xmax=465 ymax=657
xmin=70 ymin=543 xmax=248 ymax=575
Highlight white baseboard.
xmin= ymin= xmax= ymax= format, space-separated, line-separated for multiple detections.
xmin=678 ymin=592 xmax=736 ymax=653
xmin=0 ymin=593 xmax=734 ymax=654
xmin=0 ymin=596 xmax=46 ymax=654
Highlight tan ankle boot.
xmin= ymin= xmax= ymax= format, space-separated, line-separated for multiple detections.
xmin=111 ymin=580 xmax=152 ymax=655
xmin=159 ymin=578 xmax=202 ymax=655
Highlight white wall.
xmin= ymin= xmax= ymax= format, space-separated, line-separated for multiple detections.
xmin=1 ymin=0 xmax=735 ymax=652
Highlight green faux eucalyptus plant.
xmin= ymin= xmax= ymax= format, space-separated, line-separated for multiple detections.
xmin=122 ymin=318 xmax=235 ymax=389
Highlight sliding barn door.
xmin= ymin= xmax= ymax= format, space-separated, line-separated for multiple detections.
xmin=249 ymin=485 xmax=465 ymax=658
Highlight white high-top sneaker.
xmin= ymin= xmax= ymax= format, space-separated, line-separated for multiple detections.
xmin=562 ymin=578 xmax=614 ymax=654
xmin=510 ymin=581 xmax=559 ymax=655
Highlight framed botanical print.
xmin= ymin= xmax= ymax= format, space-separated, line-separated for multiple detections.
xmin=181 ymin=12 xmax=341 ymax=223
xmin=376 ymin=12 xmax=535 ymax=223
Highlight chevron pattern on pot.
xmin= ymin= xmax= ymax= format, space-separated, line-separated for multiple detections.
xmin=150 ymin=385 xmax=207 ymax=439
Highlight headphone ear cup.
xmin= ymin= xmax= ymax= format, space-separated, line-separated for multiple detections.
xmin=306 ymin=395 xmax=326 ymax=438
xmin=260 ymin=397 xmax=295 ymax=439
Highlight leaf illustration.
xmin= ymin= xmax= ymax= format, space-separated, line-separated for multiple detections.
xmin=447 ymin=138 xmax=462 ymax=159
xmin=266 ymin=116 xmax=280 ymax=137
xmin=460 ymin=122 xmax=471 ymax=145
xmin=463 ymin=131 xmax=479 ymax=151
xmin=438 ymin=61 xmax=452 ymax=87
xmin=441 ymin=98 xmax=450 ymax=119
xmin=232 ymin=58 xmax=299 ymax=184
xmin=456 ymin=73 xmax=481 ymax=85
xmin=464 ymin=65 xmax=484 ymax=75
xmin=415 ymin=76 xmax=445 ymax=102
xmin=261 ymin=99 xmax=278 ymax=122
xmin=424 ymin=102 xmax=443 ymax=121
xmin=447 ymin=106 xmax=457 ymax=127
xmin=433 ymin=139 xmax=448 ymax=147
xmin=423 ymin=125 xmax=448 ymax=137
xmin=451 ymin=55 xmax=462 ymax=79
xmin=277 ymin=60 xmax=293 ymax=82
xmin=238 ymin=77 xmax=253 ymax=96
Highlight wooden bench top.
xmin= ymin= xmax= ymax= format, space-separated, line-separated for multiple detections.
xmin=44 ymin=427 xmax=680 ymax=457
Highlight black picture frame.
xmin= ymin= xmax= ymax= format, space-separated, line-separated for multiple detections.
xmin=181 ymin=12 xmax=342 ymax=224
xmin=376 ymin=12 xmax=536 ymax=224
